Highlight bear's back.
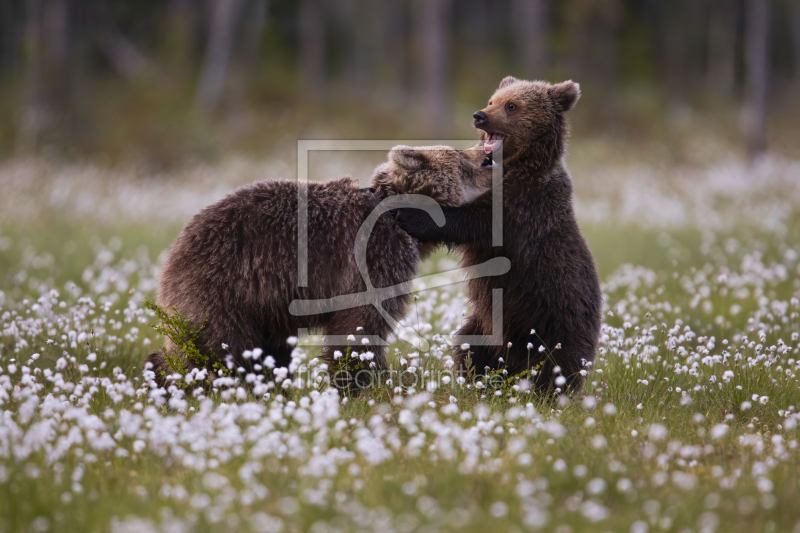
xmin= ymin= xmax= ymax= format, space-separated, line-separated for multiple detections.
xmin=158 ymin=177 xmax=417 ymax=315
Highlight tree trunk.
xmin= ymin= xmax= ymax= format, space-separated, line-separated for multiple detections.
xmin=241 ymin=0 xmax=268 ymax=69
xmin=195 ymin=0 xmax=247 ymax=113
xmin=592 ymin=0 xmax=622 ymax=91
xmin=744 ymin=0 xmax=769 ymax=161
xmin=379 ymin=0 xmax=407 ymax=99
xmin=0 ymin=1 xmax=16 ymax=73
xmin=791 ymin=0 xmax=800 ymax=84
xmin=18 ymin=0 xmax=47 ymax=152
xmin=462 ymin=0 xmax=490 ymax=57
xmin=706 ymin=0 xmax=738 ymax=97
xmin=299 ymin=0 xmax=325 ymax=98
xmin=166 ymin=0 xmax=197 ymax=73
xmin=416 ymin=0 xmax=450 ymax=136
xmin=100 ymin=33 xmax=151 ymax=81
xmin=227 ymin=0 xmax=268 ymax=116
xmin=511 ymin=0 xmax=547 ymax=78
xmin=339 ymin=0 xmax=372 ymax=94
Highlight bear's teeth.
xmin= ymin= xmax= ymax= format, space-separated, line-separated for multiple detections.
xmin=483 ymin=134 xmax=504 ymax=154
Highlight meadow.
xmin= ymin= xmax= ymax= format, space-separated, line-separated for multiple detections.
xmin=1 ymin=147 xmax=799 ymax=532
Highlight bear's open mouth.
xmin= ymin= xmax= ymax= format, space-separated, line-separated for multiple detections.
xmin=483 ymin=133 xmax=505 ymax=154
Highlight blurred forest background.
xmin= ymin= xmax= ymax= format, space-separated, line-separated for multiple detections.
xmin=0 ymin=0 xmax=799 ymax=168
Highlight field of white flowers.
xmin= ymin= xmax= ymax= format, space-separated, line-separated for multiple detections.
xmin=1 ymin=152 xmax=799 ymax=532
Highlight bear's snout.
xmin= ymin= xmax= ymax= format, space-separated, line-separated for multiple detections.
xmin=473 ymin=110 xmax=488 ymax=126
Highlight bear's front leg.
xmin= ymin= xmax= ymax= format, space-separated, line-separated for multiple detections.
xmin=395 ymin=194 xmax=493 ymax=246
xmin=453 ymin=315 xmax=498 ymax=379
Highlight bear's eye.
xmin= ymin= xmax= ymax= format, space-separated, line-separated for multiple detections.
xmin=488 ymin=101 xmax=493 ymax=106
xmin=505 ymin=102 xmax=516 ymax=112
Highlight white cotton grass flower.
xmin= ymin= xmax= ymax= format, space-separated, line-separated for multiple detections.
xmin=460 ymin=343 xmax=470 ymax=351
xmin=756 ymin=477 xmax=774 ymax=493
xmin=710 ymin=424 xmax=729 ymax=439
xmin=648 ymin=424 xmax=668 ymax=441
xmin=585 ymin=478 xmax=607 ymax=495
xmin=580 ymin=500 xmax=610 ymax=522
xmin=616 ymin=478 xmax=633 ymax=492
xmin=672 ymin=471 xmax=697 ymax=490
xmin=489 ymin=501 xmax=508 ymax=518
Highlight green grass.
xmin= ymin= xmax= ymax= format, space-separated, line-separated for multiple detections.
xmin=0 ymin=194 xmax=799 ymax=532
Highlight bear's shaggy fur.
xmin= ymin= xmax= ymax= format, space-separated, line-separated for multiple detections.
xmin=145 ymin=146 xmax=489 ymax=387
xmin=397 ymin=77 xmax=603 ymax=393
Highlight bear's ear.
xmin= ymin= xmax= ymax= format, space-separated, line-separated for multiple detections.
xmin=390 ymin=146 xmax=426 ymax=170
xmin=498 ymin=76 xmax=518 ymax=89
xmin=549 ymin=80 xmax=581 ymax=112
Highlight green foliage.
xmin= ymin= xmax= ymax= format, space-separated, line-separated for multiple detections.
xmin=143 ymin=300 xmax=229 ymax=385
xmin=331 ymin=345 xmax=378 ymax=394
xmin=482 ymin=355 xmax=547 ymax=400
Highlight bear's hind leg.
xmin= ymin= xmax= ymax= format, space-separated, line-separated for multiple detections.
xmin=144 ymin=350 xmax=171 ymax=388
xmin=260 ymin=340 xmax=294 ymax=371
xmin=453 ymin=315 xmax=498 ymax=378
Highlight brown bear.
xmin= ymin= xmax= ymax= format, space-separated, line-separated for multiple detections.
xmin=145 ymin=145 xmax=490 ymax=388
xmin=397 ymin=77 xmax=603 ymax=394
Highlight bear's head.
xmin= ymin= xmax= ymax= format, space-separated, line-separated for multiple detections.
xmin=473 ymin=77 xmax=580 ymax=168
xmin=371 ymin=145 xmax=490 ymax=207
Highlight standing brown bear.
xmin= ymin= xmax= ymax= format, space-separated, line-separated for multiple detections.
xmin=145 ymin=146 xmax=490 ymax=388
xmin=397 ymin=77 xmax=602 ymax=393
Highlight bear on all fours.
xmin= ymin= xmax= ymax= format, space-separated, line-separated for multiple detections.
xmin=145 ymin=145 xmax=490 ymax=388
xmin=397 ymin=76 xmax=603 ymax=393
